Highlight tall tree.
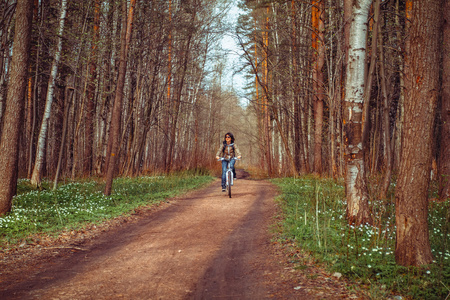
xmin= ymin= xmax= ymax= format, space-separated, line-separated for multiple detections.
xmin=0 ymin=0 xmax=34 ymax=216
xmin=104 ymin=0 xmax=136 ymax=196
xmin=30 ymin=0 xmax=67 ymax=187
xmin=262 ymin=5 xmax=272 ymax=175
xmin=167 ymin=0 xmax=199 ymax=172
xmin=343 ymin=0 xmax=372 ymax=225
xmin=164 ymin=0 xmax=172 ymax=172
xmin=291 ymin=0 xmax=307 ymax=174
xmin=312 ymin=0 xmax=324 ymax=175
xmin=439 ymin=0 xmax=450 ymax=201
xmin=378 ymin=7 xmax=393 ymax=200
xmin=84 ymin=0 xmax=101 ymax=176
xmin=393 ymin=0 xmax=406 ymax=172
xmin=394 ymin=0 xmax=442 ymax=266
xmin=361 ymin=0 xmax=380 ymax=160
xmin=0 ymin=0 xmax=17 ymax=125
xmin=53 ymin=79 xmax=74 ymax=190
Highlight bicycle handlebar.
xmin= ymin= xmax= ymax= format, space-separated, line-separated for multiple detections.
xmin=217 ymin=157 xmax=241 ymax=161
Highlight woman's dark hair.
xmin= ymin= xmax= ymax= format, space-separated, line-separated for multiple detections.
xmin=223 ymin=132 xmax=235 ymax=144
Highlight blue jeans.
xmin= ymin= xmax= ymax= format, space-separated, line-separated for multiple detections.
xmin=221 ymin=159 xmax=236 ymax=188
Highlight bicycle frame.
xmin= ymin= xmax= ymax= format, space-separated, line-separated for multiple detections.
xmin=219 ymin=157 xmax=238 ymax=198
xmin=225 ymin=161 xmax=234 ymax=184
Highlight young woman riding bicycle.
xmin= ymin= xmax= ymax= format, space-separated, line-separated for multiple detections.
xmin=215 ymin=132 xmax=242 ymax=192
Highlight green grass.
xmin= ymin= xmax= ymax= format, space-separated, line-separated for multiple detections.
xmin=272 ymin=176 xmax=450 ymax=300
xmin=0 ymin=174 xmax=214 ymax=247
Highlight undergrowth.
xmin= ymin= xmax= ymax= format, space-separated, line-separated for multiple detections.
xmin=272 ymin=176 xmax=450 ymax=300
xmin=0 ymin=174 xmax=213 ymax=247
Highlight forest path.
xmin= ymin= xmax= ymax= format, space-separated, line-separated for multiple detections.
xmin=0 ymin=178 xmax=363 ymax=299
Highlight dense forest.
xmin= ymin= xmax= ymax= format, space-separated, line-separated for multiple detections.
xmin=0 ymin=0 xmax=448 ymax=267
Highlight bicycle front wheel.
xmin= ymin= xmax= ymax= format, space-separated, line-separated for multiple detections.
xmin=227 ymin=171 xmax=232 ymax=198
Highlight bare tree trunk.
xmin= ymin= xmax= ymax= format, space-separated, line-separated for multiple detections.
xmin=0 ymin=1 xmax=16 ymax=128
xmin=378 ymin=14 xmax=393 ymax=200
xmin=135 ymin=46 xmax=162 ymax=174
xmin=253 ymin=19 xmax=265 ymax=170
xmin=261 ymin=6 xmax=272 ymax=175
xmin=84 ymin=0 xmax=101 ymax=176
xmin=104 ymin=0 xmax=136 ymax=196
xmin=167 ymin=3 xmax=197 ymax=172
xmin=26 ymin=0 xmax=40 ymax=178
xmin=395 ymin=0 xmax=441 ymax=267
xmin=273 ymin=110 xmax=297 ymax=176
xmin=393 ymin=0 xmax=405 ymax=171
xmin=361 ymin=0 xmax=380 ymax=158
xmin=28 ymin=39 xmax=40 ymax=178
xmin=338 ymin=0 xmax=352 ymax=179
xmin=0 ymin=0 xmax=33 ymax=216
xmin=100 ymin=0 xmax=117 ymax=176
xmin=53 ymin=81 xmax=74 ymax=189
xmin=291 ymin=0 xmax=302 ymax=174
xmin=439 ymin=0 xmax=450 ymax=200
xmin=326 ymin=0 xmax=343 ymax=178
xmin=312 ymin=0 xmax=324 ymax=175
xmin=343 ymin=0 xmax=372 ymax=225
xmin=163 ymin=0 xmax=173 ymax=172
xmin=30 ymin=0 xmax=67 ymax=187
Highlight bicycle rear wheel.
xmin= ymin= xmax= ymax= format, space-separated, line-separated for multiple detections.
xmin=227 ymin=171 xmax=232 ymax=198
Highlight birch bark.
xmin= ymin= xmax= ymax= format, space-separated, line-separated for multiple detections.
xmin=343 ymin=0 xmax=372 ymax=225
xmin=30 ymin=0 xmax=67 ymax=187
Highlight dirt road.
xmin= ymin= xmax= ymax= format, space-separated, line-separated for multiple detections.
xmin=0 ymin=178 xmax=363 ymax=299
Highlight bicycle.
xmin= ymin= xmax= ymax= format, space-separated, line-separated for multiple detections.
xmin=218 ymin=157 xmax=239 ymax=198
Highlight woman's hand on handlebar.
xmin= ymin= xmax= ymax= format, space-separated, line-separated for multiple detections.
xmin=216 ymin=156 xmax=241 ymax=161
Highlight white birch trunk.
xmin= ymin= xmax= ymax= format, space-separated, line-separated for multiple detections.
xmin=343 ymin=0 xmax=372 ymax=225
xmin=30 ymin=0 xmax=67 ymax=187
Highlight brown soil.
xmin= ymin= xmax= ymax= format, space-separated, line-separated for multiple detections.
xmin=0 ymin=176 xmax=367 ymax=299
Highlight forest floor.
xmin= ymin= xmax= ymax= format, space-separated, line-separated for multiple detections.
xmin=0 ymin=172 xmax=368 ymax=299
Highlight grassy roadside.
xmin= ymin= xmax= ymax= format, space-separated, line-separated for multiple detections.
xmin=0 ymin=174 xmax=214 ymax=248
xmin=272 ymin=176 xmax=449 ymax=300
